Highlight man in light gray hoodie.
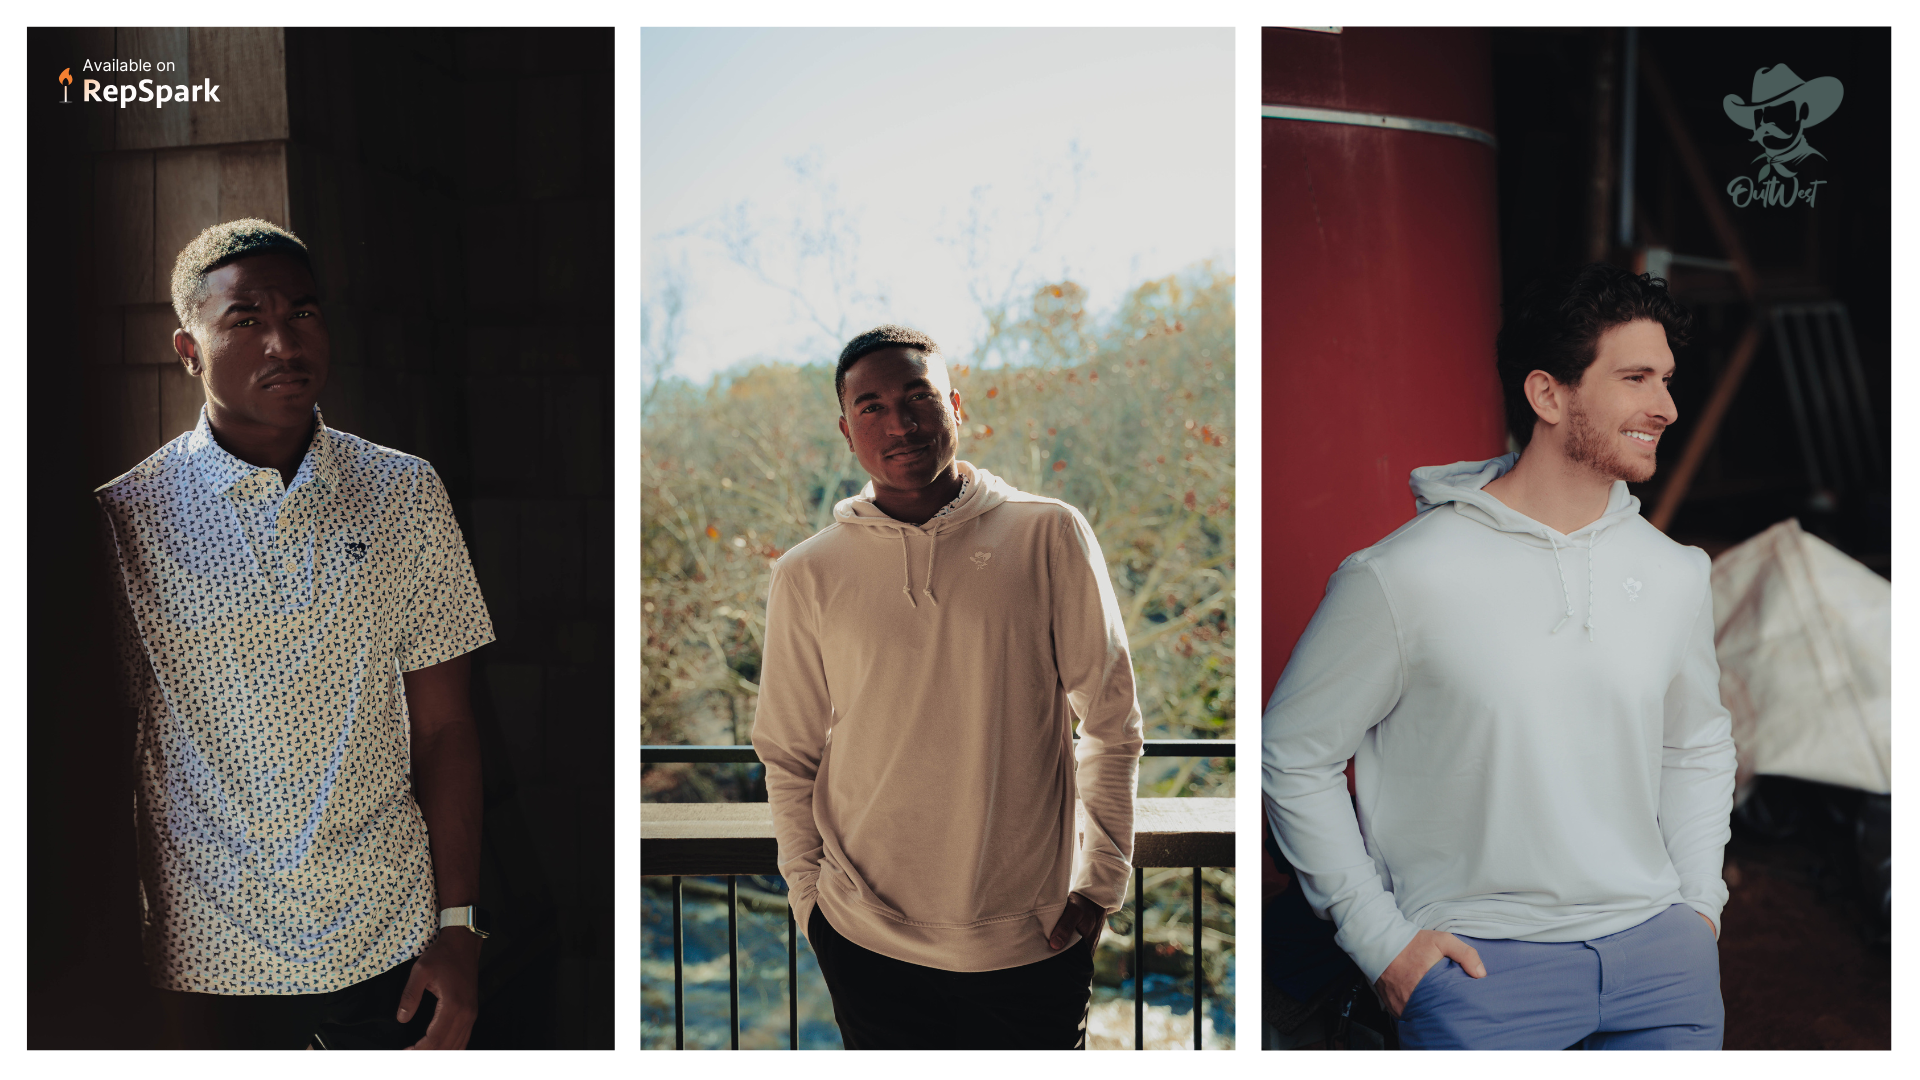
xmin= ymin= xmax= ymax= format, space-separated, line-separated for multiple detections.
xmin=1263 ymin=265 xmax=1736 ymax=1050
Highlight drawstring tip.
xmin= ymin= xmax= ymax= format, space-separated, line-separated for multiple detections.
xmin=924 ymin=590 xmax=939 ymax=605
xmin=1552 ymin=617 xmax=1569 ymax=634
xmin=902 ymin=586 xmax=917 ymax=608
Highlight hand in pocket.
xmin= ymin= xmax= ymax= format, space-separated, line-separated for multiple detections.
xmin=1376 ymin=929 xmax=1486 ymax=1019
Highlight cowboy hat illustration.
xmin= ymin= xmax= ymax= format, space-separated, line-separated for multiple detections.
xmin=1723 ymin=64 xmax=1843 ymax=179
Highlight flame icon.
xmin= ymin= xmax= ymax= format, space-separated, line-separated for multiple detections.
xmin=59 ymin=67 xmax=72 ymax=104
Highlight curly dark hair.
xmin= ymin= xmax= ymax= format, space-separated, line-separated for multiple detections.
xmin=834 ymin=324 xmax=941 ymax=411
xmin=170 ymin=218 xmax=313 ymax=334
xmin=1495 ymin=263 xmax=1692 ymax=447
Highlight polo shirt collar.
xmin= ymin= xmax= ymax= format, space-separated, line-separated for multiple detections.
xmin=187 ymin=405 xmax=340 ymax=496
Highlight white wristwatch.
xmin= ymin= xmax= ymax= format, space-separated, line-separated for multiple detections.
xmin=439 ymin=904 xmax=491 ymax=939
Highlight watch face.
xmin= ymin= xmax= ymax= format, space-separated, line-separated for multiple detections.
xmin=471 ymin=907 xmax=492 ymax=936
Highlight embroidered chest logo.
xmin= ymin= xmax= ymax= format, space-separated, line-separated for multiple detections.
xmin=344 ymin=541 xmax=369 ymax=563
xmin=970 ymin=550 xmax=993 ymax=570
xmin=1622 ymin=576 xmax=1642 ymax=602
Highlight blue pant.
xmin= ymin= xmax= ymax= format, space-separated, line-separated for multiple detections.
xmin=1396 ymin=904 xmax=1723 ymax=1050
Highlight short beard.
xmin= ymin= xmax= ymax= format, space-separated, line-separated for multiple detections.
xmin=1563 ymin=393 xmax=1657 ymax=484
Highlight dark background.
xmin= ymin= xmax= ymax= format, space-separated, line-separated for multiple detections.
xmin=1493 ymin=27 xmax=1890 ymax=567
xmin=1488 ymin=27 xmax=1891 ymax=1051
xmin=27 ymin=27 xmax=613 ymax=1048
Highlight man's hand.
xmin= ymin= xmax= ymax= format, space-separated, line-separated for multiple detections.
xmin=1375 ymin=928 xmax=1486 ymax=1019
xmin=1697 ymin=910 xmax=1716 ymax=936
xmin=1047 ymin=892 xmax=1105 ymax=951
xmin=398 ymin=930 xmax=482 ymax=1049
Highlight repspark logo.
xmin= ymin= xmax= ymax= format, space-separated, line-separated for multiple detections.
xmin=59 ymin=64 xmax=221 ymax=109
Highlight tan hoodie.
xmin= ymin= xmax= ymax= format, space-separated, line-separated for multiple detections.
xmin=753 ymin=461 xmax=1143 ymax=972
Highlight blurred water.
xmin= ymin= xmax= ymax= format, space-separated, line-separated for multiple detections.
xmin=641 ymin=876 xmax=842 ymax=1050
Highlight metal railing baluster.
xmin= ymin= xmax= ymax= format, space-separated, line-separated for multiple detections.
xmin=1121 ymin=860 xmax=1136 ymax=1045
xmin=1193 ymin=866 xmax=1203 ymax=1051
xmin=788 ymin=901 xmax=798 ymax=1049
xmin=728 ymin=877 xmax=740 ymax=1049
xmin=673 ymin=876 xmax=685 ymax=1049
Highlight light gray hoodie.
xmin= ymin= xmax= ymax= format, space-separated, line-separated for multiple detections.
xmin=1262 ymin=454 xmax=1735 ymax=983
xmin=754 ymin=462 xmax=1144 ymax=971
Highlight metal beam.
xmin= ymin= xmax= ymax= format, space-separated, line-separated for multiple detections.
xmin=1260 ymin=103 xmax=1497 ymax=150
xmin=1639 ymin=48 xmax=1757 ymax=301
xmin=1618 ymin=27 xmax=1639 ymax=249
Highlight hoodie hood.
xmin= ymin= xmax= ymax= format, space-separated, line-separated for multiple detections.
xmin=1408 ymin=454 xmax=1645 ymax=639
xmin=832 ymin=460 xmax=1011 ymax=534
xmin=1411 ymin=453 xmax=1643 ymax=544
xmin=832 ymin=461 xmax=1014 ymax=606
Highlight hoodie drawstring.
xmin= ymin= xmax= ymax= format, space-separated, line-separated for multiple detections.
xmin=923 ymin=532 xmax=940 ymax=605
xmin=1548 ymin=533 xmax=1598 ymax=640
xmin=1548 ymin=535 xmax=1576 ymax=634
xmin=1584 ymin=535 xmax=1596 ymax=641
xmin=898 ymin=532 xmax=917 ymax=607
xmin=896 ymin=529 xmax=942 ymax=606
xmin=845 ymin=466 xmax=985 ymax=608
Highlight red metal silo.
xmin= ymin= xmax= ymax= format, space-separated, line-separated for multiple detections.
xmin=1262 ymin=26 xmax=1509 ymax=701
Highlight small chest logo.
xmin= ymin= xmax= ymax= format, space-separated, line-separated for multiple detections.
xmin=970 ymin=550 xmax=993 ymax=570
xmin=1622 ymin=576 xmax=1642 ymax=602
xmin=344 ymin=541 xmax=369 ymax=563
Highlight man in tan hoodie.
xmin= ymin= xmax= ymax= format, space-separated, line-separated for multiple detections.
xmin=753 ymin=325 xmax=1144 ymax=1049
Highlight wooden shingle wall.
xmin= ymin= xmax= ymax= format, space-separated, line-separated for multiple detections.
xmin=82 ymin=27 xmax=291 ymax=486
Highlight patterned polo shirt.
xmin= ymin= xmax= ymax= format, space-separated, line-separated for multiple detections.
xmin=96 ymin=406 xmax=495 ymax=995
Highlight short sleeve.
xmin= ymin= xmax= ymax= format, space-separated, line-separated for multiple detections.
xmin=396 ymin=464 xmax=495 ymax=671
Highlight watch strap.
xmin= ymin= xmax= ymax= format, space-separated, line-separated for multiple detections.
xmin=438 ymin=904 xmax=490 ymax=939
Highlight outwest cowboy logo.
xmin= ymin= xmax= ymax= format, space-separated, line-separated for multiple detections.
xmin=1723 ymin=64 xmax=1843 ymax=208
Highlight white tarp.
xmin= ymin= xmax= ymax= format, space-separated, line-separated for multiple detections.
xmin=1711 ymin=518 xmax=1891 ymax=797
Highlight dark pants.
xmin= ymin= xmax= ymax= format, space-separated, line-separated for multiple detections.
xmin=160 ymin=958 xmax=436 ymax=1049
xmin=808 ymin=905 xmax=1096 ymax=1050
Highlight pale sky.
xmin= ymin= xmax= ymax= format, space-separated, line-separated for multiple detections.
xmin=642 ymin=27 xmax=1235 ymax=384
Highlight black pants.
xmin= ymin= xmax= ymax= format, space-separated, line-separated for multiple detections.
xmin=808 ymin=905 xmax=1096 ymax=1050
xmin=160 ymin=958 xmax=436 ymax=1049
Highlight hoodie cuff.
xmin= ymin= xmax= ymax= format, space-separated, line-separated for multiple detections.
xmin=1072 ymin=852 xmax=1133 ymax=915
xmin=1677 ymin=876 xmax=1728 ymax=940
xmin=1683 ymin=900 xmax=1723 ymax=941
xmin=1333 ymin=891 xmax=1424 ymax=985
xmin=785 ymin=872 xmax=820 ymax=941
